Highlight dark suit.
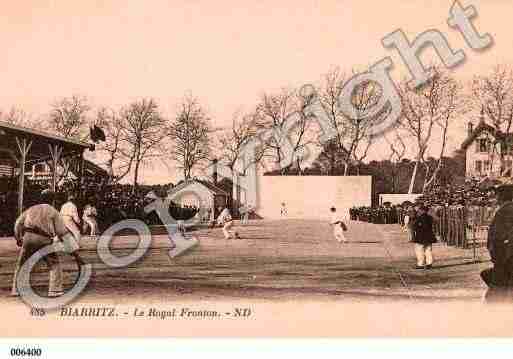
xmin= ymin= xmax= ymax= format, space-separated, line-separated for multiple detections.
xmin=413 ymin=213 xmax=437 ymax=245
xmin=412 ymin=213 xmax=436 ymax=266
xmin=483 ymin=202 xmax=513 ymax=288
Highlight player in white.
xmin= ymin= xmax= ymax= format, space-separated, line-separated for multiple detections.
xmin=60 ymin=193 xmax=81 ymax=244
xmin=280 ymin=202 xmax=288 ymax=217
xmin=330 ymin=206 xmax=348 ymax=243
xmin=217 ymin=205 xmax=239 ymax=239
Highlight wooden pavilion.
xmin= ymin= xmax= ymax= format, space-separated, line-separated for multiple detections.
xmin=0 ymin=120 xmax=94 ymax=215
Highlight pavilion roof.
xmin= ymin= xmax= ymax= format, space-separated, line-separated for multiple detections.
xmin=0 ymin=120 xmax=93 ymax=164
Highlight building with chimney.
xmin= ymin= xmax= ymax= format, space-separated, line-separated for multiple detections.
xmin=165 ymin=158 xmax=232 ymax=221
xmin=460 ymin=110 xmax=513 ymax=178
xmin=166 ymin=179 xmax=229 ymax=222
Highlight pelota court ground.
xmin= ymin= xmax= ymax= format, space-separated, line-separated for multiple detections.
xmin=0 ymin=219 xmax=492 ymax=303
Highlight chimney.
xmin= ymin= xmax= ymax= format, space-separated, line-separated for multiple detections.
xmin=212 ymin=158 xmax=218 ymax=185
xmin=468 ymin=122 xmax=474 ymax=137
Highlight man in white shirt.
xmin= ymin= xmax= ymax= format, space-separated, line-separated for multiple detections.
xmin=330 ymin=207 xmax=348 ymax=243
xmin=82 ymin=202 xmax=98 ymax=237
xmin=217 ymin=205 xmax=239 ymax=239
xmin=60 ymin=193 xmax=81 ymax=243
xmin=11 ymin=202 xmax=84 ymax=297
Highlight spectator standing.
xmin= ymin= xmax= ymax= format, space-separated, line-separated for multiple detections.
xmin=482 ymin=185 xmax=513 ymax=300
xmin=82 ymin=200 xmax=98 ymax=237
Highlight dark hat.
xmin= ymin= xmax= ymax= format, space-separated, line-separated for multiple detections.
xmin=494 ymin=184 xmax=513 ymax=192
xmin=495 ymin=184 xmax=513 ymax=201
xmin=41 ymin=188 xmax=53 ymax=195
xmin=39 ymin=190 xmax=56 ymax=204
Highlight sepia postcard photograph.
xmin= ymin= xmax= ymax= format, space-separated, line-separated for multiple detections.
xmin=2 ymin=0 xmax=513 ymax=342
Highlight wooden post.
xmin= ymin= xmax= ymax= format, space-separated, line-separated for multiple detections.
xmin=80 ymin=151 xmax=85 ymax=182
xmin=79 ymin=150 xmax=85 ymax=186
xmin=70 ymin=150 xmax=86 ymax=201
xmin=15 ymin=137 xmax=32 ymax=216
xmin=48 ymin=144 xmax=63 ymax=206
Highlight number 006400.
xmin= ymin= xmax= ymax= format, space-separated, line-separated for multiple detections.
xmin=10 ymin=348 xmax=42 ymax=357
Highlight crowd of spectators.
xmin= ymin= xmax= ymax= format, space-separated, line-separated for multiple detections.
xmin=350 ymin=178 xmax=507 ymax=248
xmin=349 ymin=204 xmax=400 ymax=224
xmin=0 ymin=177 xmax=199 ymax=237
xmin=351 ymin=178 xmax=500 ymax=225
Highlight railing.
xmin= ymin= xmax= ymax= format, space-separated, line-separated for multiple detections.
xmin=354 ymin=206 xmax=495 ymax=251
xmin=435 ymin=206 xmax=494 ymax=249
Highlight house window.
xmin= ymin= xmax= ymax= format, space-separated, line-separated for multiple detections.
xmin=475 ymin=160 xmax=482 ymax=174
xmin=484 ymin=160 xmax=490 ymax=172
xmin=478 ymin=139 xmax=489 ymax=153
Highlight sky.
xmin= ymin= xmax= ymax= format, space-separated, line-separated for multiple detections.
xmin=1 ymin=0 xmax=513 ymax=184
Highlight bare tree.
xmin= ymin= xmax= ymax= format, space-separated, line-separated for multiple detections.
xmin=316 ymin=67 xmax=348 ymax=174
xmin=398 ymin=67 xmax=460 ymax=193
xmin=472 ymin=65 xmax=513 ymax=176
xmin=347 ymin=77 xmax=384 ymax=175
xmin=48 ymin=94 xmax=90 ymax=140
xmin=384 ymin=129 xmax=407 ymax=193
xmin=316 ymin=67 xmax=378 ymax=175
xmin=217 ymin=111 xmax=266 ymax=174
xmin=168 ymin=94 xmax=212 ymax=180
xmin=95 ymin=107 xmax=134 ymax=183
xmin=121 ymin=98 xmax=166 ymax=189
xmin=254 ymin=88 xmax=315 ymax=174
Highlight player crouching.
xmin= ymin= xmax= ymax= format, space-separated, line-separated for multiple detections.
xmin=217 ymin=205 xmax=240 ymax=240
xmin=330 ymin=207 xmax=348 ymax=243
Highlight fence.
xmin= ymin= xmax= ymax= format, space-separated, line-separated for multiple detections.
xmin=354 ymin=205 xmax=496 ymax=250
xmin=432 ymin=205 xmax=495 ymax=249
